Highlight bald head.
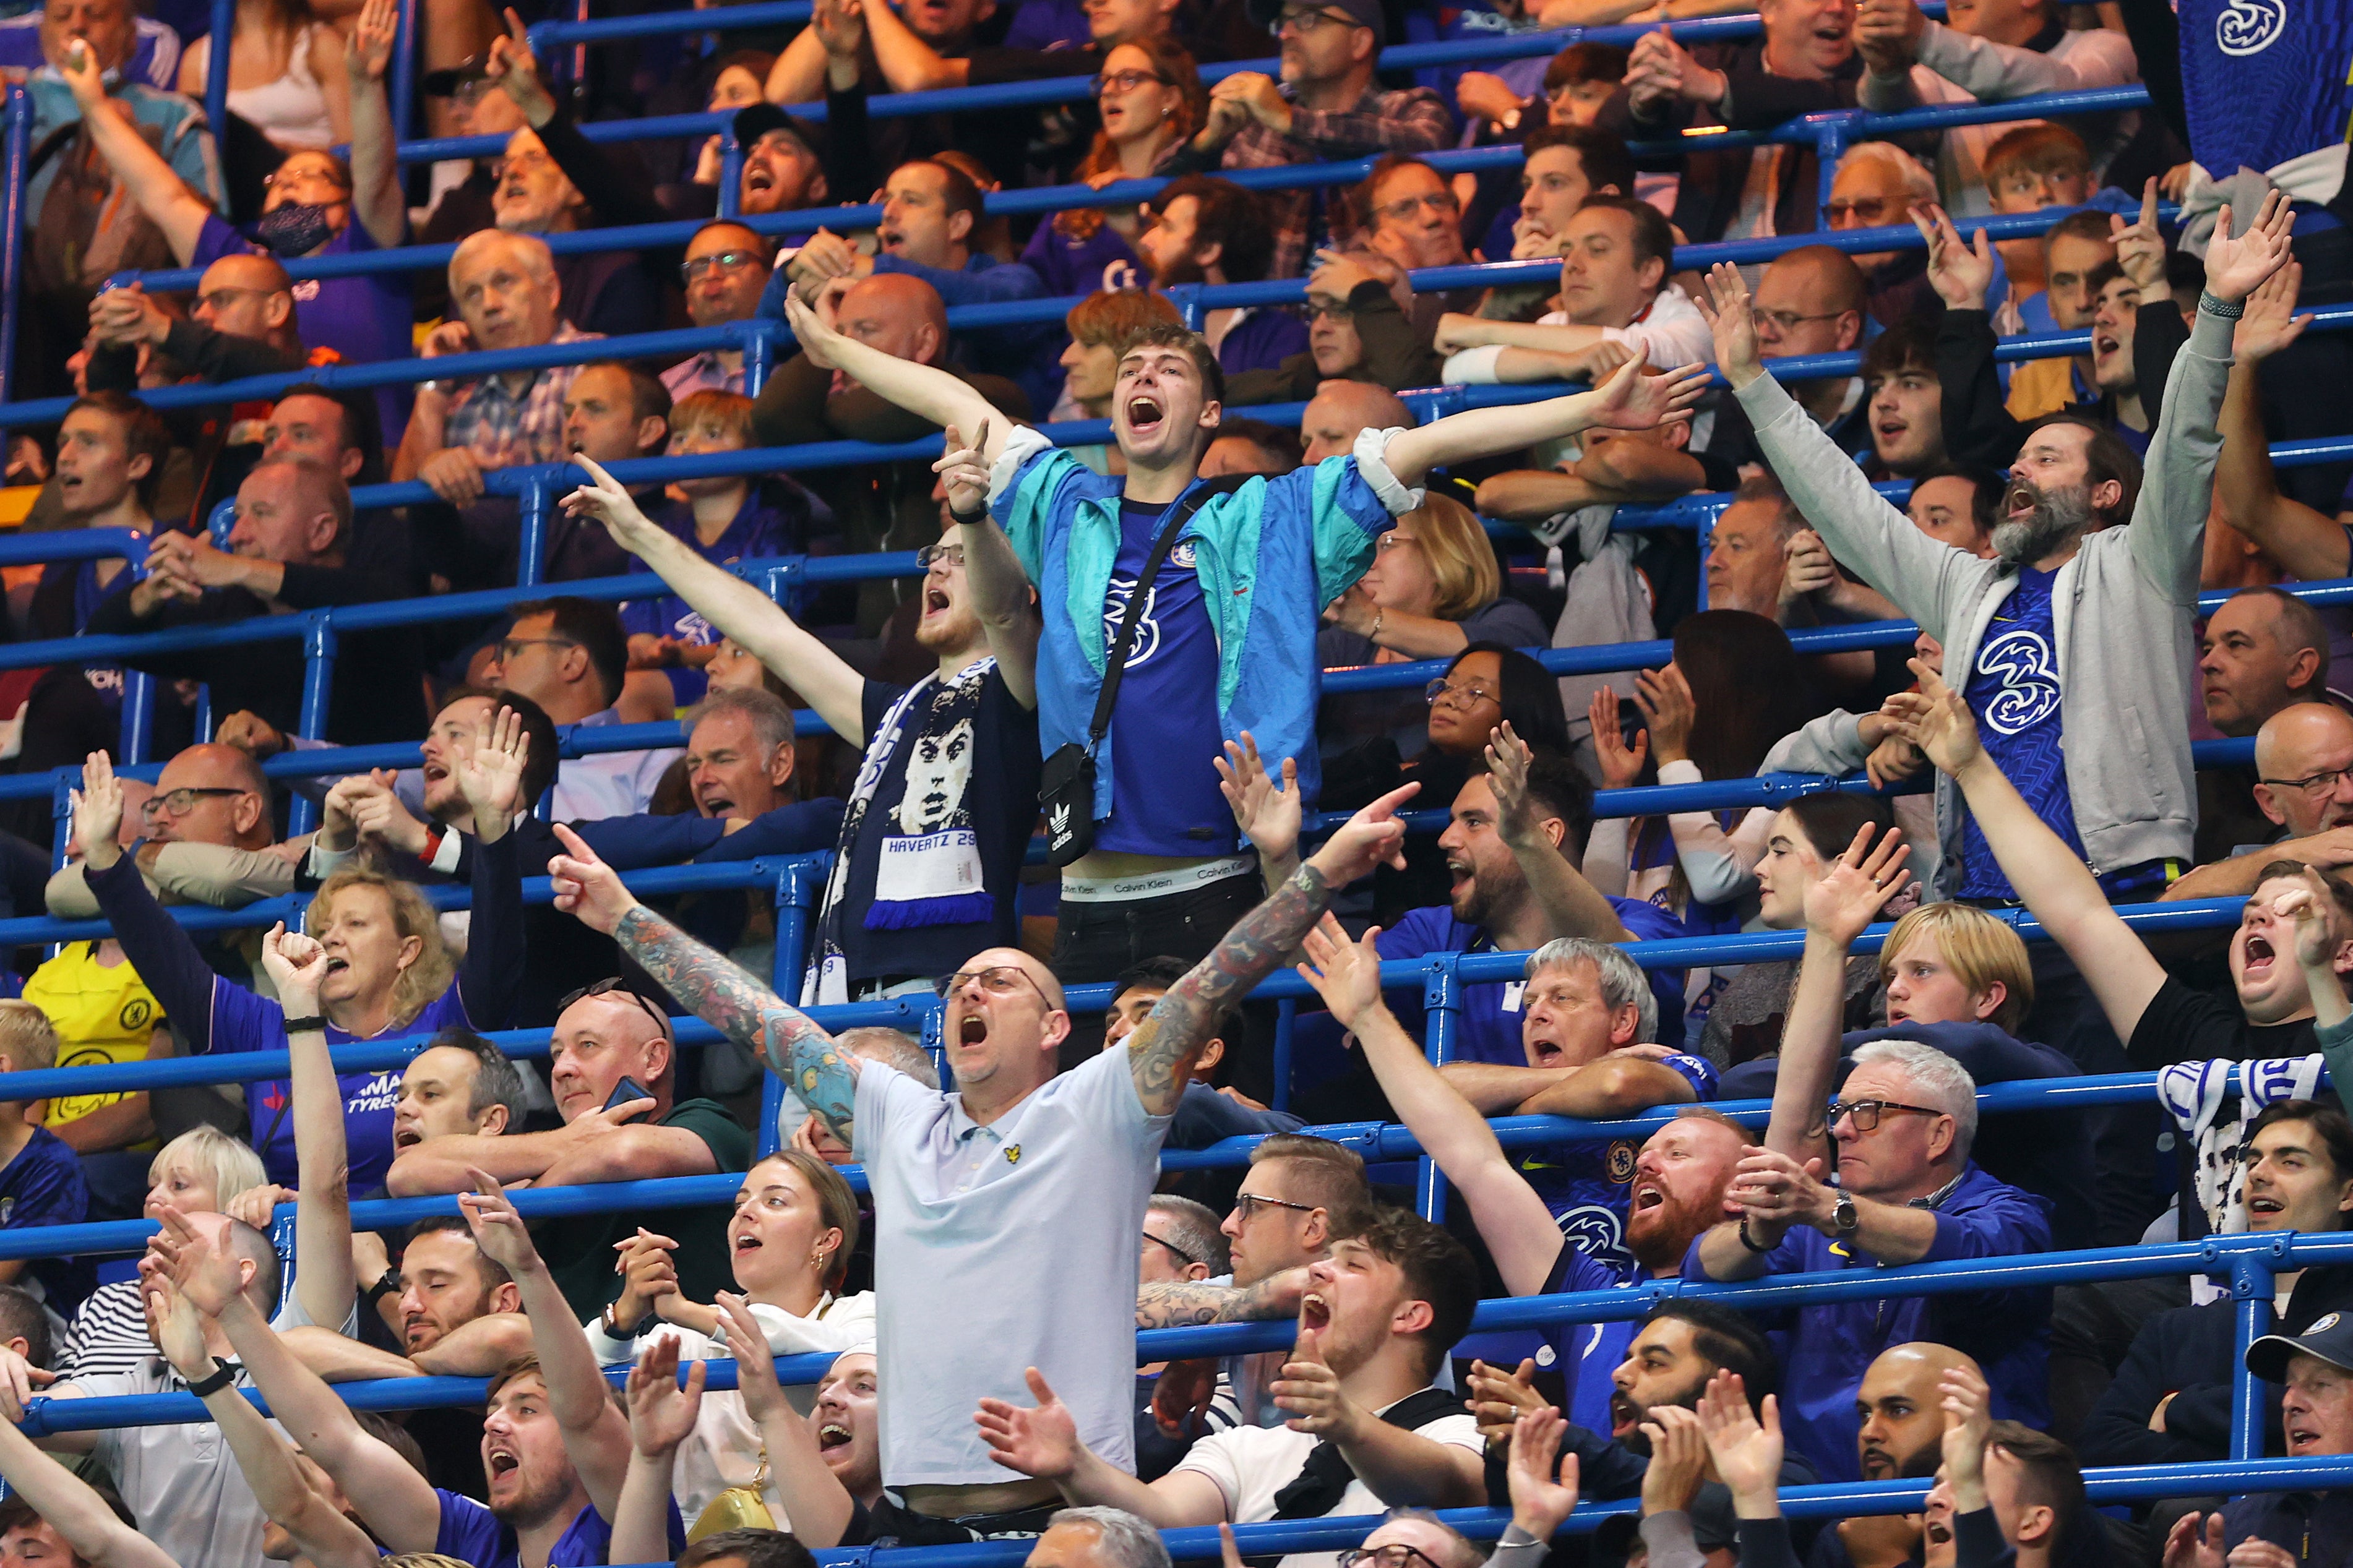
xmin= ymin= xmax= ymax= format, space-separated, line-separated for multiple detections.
xmin=151 ymin=742 xmax=273 ymax=850
xmin=2203 ymin=586 xmax=2332 ymax=737
xmin=197 ymin=254 xmax=296 ymax=345
xmin=1301 ymin=380 xmax=1414 ymax=464
xmin=2255 ymin=702 xmax=2353 ymax=837
xmin=1755 ymin=246 xmax=1867 ymax=362
xmin=1857 ymin=1342 xmax=1982 ymax=1481
xmin=832 ymin=274 xmax=950 ymax=371
xmin=1771 ymin=245 xmax=1867 ymax=314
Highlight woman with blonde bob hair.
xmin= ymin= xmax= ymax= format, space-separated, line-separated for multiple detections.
xmin=585 ymin=1147 xmax=877 ymax=1530
xmin=1321 ymin=494 xmax=1549 ymax=662
xmin=74 ymin=708 xmax=532 ymax=1199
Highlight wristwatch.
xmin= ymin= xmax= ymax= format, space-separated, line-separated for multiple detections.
xmin=1831 ymin=1191 xmax=1860 ymax=1236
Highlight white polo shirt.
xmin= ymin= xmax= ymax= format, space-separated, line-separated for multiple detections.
xmin=79 ymin=1358 xmax=285 ymax=1568
xmin=856 ymin=1043 xmax=1169 ymax=1486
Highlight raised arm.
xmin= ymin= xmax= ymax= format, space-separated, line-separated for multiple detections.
xmin=1768 ymin=825 xmax=1912 ymax=1159
xmin=152 ymin=1278 xmax=382 ymax=1568
xmin=715 ymin=1293 xmax=858 ymax=1545
xmin=75 ymin=753 xmax=225 ymax=1052
xmin=549 ymin=824 xmax=861 ymax=1144
xmin=1296 ymin=917 xmax=1564 ymax=1297
xmin=1885 ymin=661 xmax=2166 ymax=1043
xmin=457 ymin=1175 xmax=634 ymax=1519
xmin=343 ymin=0 xmax=405 ymax=249
xmin=1382 ymin=358 xmax=1709 ymax=489
xmin=263 ymin=926 xmax=358 ymax=1334
xmin=55 ymin=42 xmax=212 ymax=264
xmin=0 ymin=1400 xmax=179 ymax=1568
xmin=2214 ymin=263 xmax=2343 ymax=580
xmin=155 ymin=1209 xmax=442 ymax=1553
xmin=1125 ymin=784 xmax=1420 ymax=1116
xmin=613 ymin=1335 xmax=702 ymax=1568
xmin=934 ymin=420 xmax=1039 ymax=709
xmin=856 ymin=0 xmax=968 ymax=92
xmin=783 ymin=291 xmax=1008 ymax=466
xmin=1487 ymin=724 xmax=1632 ymax=943
xmin=563 ymin=458 xmax=866 ymax=739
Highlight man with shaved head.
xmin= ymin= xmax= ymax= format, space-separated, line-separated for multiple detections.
xmin=751 ymin=272 xmax=1030 ymax=634
xmin=1711 ymin=246 xmax=1873 ymax=465
xmin=543 ymin=770 xmax=1419 ymax=1543
xmin=1300 ymin=380 xmax=1416 ymax=465
xmin=1825 ymin=1343 xmax=1988 ymax=1568
xmin=2167 ymin=703 xmax=2353 ymax=902
xmin=87 ymin=458 xmax=426 ymax=745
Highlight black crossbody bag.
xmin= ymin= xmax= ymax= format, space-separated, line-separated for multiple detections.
xmin=1038 ymin=478 xmax=1244 ymax=867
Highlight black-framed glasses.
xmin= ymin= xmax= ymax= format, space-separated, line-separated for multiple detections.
xmin=1424 ymin=677 xmax=1501 ymax=709
xmin=495 ymin=635 xmax=577 ymax=663
xmin=1093 ymin=67 xmax=1168 ymax=95
xmin=1307 ymin=298 xmax=1355 ymax=322
xmin=1143 ymin=1230 xmax=1200 ymax=1266
xmin=2263 ymin=766 xmax=2353 ymax=797
xmin=681 ymin=251 xmax=761 ymax=283
xmin=1268 ymin=6 xmax=1359 ymax=33
xmin=933 ymin=965 xmax=1053 ymax=1005
xmin=140 ymin=786 xmax=246 ymax=820
xmin=1751 ymin=306 xmax=1847 ymax=333
xmin=916 ymin=542 xmax=967 ymax=569
xmin=556 ymin=977 xmax=674 ymax=1037
xmin=1231 ymin=1192 xmax=1315 ymax=1223
xmin=1824 ymin=1099 xmax=1945 ymax=1133
xmin=1822 ymin=197 xmax=1895 ymax=225
xmin=1339 ymin=1547 xmax=1445 ymax=1568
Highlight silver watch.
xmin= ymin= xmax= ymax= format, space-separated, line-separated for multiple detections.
xmin=1831 ymin=1191 xmax=1859 ymax=1235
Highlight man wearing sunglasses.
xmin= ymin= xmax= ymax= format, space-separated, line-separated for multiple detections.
xmin=542 ymin=770 xmax=1418 ymax=1543
xmin=1692 ymin=1036 xmax=2052 ymax=1481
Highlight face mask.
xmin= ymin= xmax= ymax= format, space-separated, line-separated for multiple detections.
xmin=255 ymin=201 xmax=337 ymax=258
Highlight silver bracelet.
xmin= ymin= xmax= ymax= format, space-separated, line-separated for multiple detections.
xmin=2199 ymin=291 xmax=2244 ymax=320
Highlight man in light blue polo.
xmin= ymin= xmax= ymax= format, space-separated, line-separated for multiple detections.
xmin=538 ymin=734 xmax=1432 ymax=1547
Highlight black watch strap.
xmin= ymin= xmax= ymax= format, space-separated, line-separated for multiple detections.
xmin=188 ymin=1358 xmax=239 ymax=1397
xmin=363 ymin=1267 xmax=401 ymax=1309
xmin=1737 ymin=1216 xmax=1771 ymax=1254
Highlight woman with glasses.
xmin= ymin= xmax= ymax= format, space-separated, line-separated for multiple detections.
xmin=1023 ymin=40 xmax=1211 ymax=302
xmin=584 ymin=1149 xmax=877 ymax=1530
xmin=74 ymin=710 xmax=530 ymax=1194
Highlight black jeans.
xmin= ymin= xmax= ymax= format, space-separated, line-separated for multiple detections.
xmin=1051 ymin=868 xmax=1276 ymax=1100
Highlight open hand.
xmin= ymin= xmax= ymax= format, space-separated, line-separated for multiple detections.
xmin=1800 ymin=822 xmax=1911 ymax=948
xmin=1215 ymin=732 xmax=1301 ymax=867
xmin=1640 ymin=1404 xmax=1709 ymax=1516
xmin=2235 ymin=261 xmax=2310 ymax=362
xmin=1909 ymin=206 xmax=1994 ymax=312
xmin=1296 ymin=915 xmax=1383 ymax=1032
xmin=1695 ymin=1371 xmax=1782 ymax=1511
xmin=71 ymin=751 xmax=126 ymax=872
xmin=348 ymin=0 xmax=398 ymax=80
xmin=1588 ymin=357 xmax=1710 ymax=432
xmin=1693 ymin=263 xmax=1763 ymax=387
xmin=715 ymin=1290 xmax=788 ymax=1423
xmin=451 ymin=703 xmax=531 ymax=841
xmin=2162 ymin=1512 xmax=2225 ymax=1568
xmin=1632 ymin=663 xmax=1695 ymax=765
xmin=626 ymin=1334 xmax=707 ymax=1456
xmin=1469 ymin=1356 xmax=1547 ymax=1448
xmin=1507 ymin=1407 xmax=1581 ymax=1540
xmin=2204 ymin=190 xmax=2295 ymax=306
xmin=976 ymin=1368 xmax=1084 ymax=1480
xmin=1588 ymin=687 xmax=1649 ymax=789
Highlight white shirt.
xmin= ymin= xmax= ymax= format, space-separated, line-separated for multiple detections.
xmin=79 ymin=1358 xmax=288 ymax=1568
xmin=1442 ymin=286 xmax=1715 ymax=385
xmin=855 ymin=1043 xmax=1169 ymax=1486
xmin=582 ymin=1295 xmax=877 ymax=1525
xmin=552 ymin=706 xmax=684 ymax=821
xmin=1172 ymin=1403 xmax=1484 ymax=1568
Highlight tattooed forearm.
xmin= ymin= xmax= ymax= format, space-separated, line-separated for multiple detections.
xmin=1128 ymin=864 xmax=1331 ymax=1116
xmin=614 ymin=906 xmax=861 ymax=1141
xmin=1136 ymin=1266 xmax=1304 ymax=1327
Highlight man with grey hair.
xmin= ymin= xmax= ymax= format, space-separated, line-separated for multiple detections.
xmin=682 ymin=687 xmax=798 ymax=825
xmin=1690 ymin=1025 xmax=2054 ymax=1481
xmin=1025 ymin=1508 xmax=1174 ymax=1568
xmin=85 ymin=456 xmax=426 ymax=745
xmin=394 ymin=229 xmax=605 ymax=507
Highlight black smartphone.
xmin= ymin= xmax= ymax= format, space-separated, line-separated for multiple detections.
xmin=604 ymin=1077 xmax=653 ymax=1115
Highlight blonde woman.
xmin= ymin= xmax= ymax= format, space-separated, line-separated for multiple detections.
xmin=584 ymin=1149 xmax=877 ymax=1528
xmin=73 ymin=708 xmax=529 ymax=1197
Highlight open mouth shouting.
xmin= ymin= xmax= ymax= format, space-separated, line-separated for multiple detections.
xmin=1924 ymin=1518 xmax=1953 ymax=1547
xmin=2091 ymin=328 xmax=2122 ymax=372
xmin=484 ymin=1444 xmax=522 ymax=1486
xmin=1528 ymin=1036 xmax=1567 ymax=1068
xmin=2248 ymin=1190 xmax=2286 ymax=1226
xmin=957 ymin=1012 xmax=989 ymax=1048
xmin=1298 ymin=1291 xmax=1331 ymax=1333
xmin=2004 ymin=483 xmax=2041 ymax=524
xmin=817 ymin=1420 xmax=855 ymax=1459
xmin=1124 ymin=393 xmax=1166 ymax=440
xmin=2243 ymin=931 xmax=2279 ymax=982
xmin=923 ymin=583 xmax=953 ymax=618
xmin=1607 ymin=1392 xmax=1638 ymax=1437
xmin=1630 ymin=1181 xmax=1665 ymax=1214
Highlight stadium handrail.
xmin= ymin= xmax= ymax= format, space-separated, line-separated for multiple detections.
xmin=109 ymin=100 xmax=2151 ymax=294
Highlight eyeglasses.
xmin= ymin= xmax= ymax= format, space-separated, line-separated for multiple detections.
xmin=1269 ymin=6 xmax=1360 ymax=33
xmin=681 ymin=251 xmax=762 ymax=283
xmin=556 ymin=977 xmax=674 ymax=1037
xmin=916 ymin=542 xmax=967 ymax=569
xmin=1143 ymin=1230 xmax=1200 ymax=1266
xmin=1231 ymin=1192 xmax=1316 ymax=1223
xmin=1338 ymin=1546 xmax=1445 ymax=1568
xmin=1823 ymin=1099 xmax=1945 ymax=1133
xmin=494 ymin=635 xmax=577 ymax=664
xmin=262 ymin=165 xmax=350 ymax=194
xmin=140 ymin=786 xmax=247 ymax=820
xmin=1751 ymin=306 xmax=1848 ymax=334
xmin=489 ymin=148 xmax=556 ymax=182
xmin=933 ymin=965 xmax=1054 ymax=1005
xmin=1093 ymin=67 xmax=1168 ymax=95
xmin=1424 ymin=678 xmax=1502 ymax=709
xmin=2263 ymin=766 xmax=2353 ymax=797
xmin=1375 ymin=190 xmax=1459 ymax=224
xmin=1307 ymin=298 xmax=1355 ymax=322
xmin=1375 ymin=533 xmax=1421 ymax=554
xmin=1822 ymin=197 xmax=1894 ymax=225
